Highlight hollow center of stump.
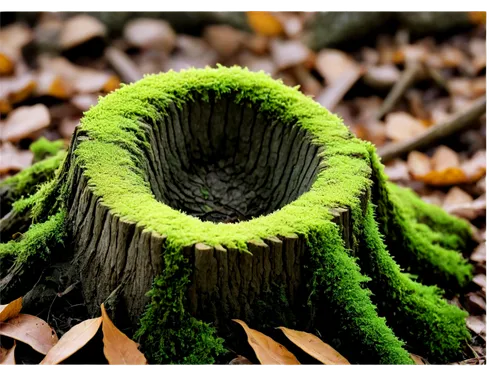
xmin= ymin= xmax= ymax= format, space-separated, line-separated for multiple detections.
xmin=145 ymin=95 xmax=322 ymax=223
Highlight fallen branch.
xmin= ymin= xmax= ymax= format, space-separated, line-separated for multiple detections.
xmin=378 ymin=96 xmax=486 ymax=163
xmin=104 ymin=46 xmax=142 ymax=83
xmin=376 ymin=62 xmax=423 ymax=120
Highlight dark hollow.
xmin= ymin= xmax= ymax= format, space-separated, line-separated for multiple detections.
xmin=141 ymin=94 xmax=322 ymax=223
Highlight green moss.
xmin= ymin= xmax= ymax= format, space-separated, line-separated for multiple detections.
xmin=1 ymin=67 xmax=473 ymax=364
xmin=29 ymin=137 xmax=65 ymax=162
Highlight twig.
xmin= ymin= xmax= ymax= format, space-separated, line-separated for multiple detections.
xmin=104 ymin=46 xmax=142 ymax=83
xmin=316 ymin=68 xmax=361 ymax=111
xmin=378 ymin=95 xmax=486 ymax=163
xmin=376 ymin=61 xmax=423 ymax=120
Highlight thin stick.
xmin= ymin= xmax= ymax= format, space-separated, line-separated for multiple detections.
xmin=105 ymin=46 xmax=142 ymax=83
xmin=378 ymin=96 xmax=486 ymax=163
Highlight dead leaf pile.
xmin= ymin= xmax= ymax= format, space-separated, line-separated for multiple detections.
xmin=0 ymin=298 xmax=146 ymax=365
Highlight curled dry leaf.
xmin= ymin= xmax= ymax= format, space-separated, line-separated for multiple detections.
xmin=40 ymin=317 xmax=103 ymax=365
xmin=385 ymin=112 xmax=427 ymax=142
xmin=233 ymin=319 xmax=300 ymax=365
xmin=59 ymin=14 xmax=106 ymax=50
xmin=229 ymin=355 xmax=253 ymax=365
xmin=101 ymin=304 xmax=147 ymax=365
xmin=204 ymin=25 xmax=245 ymax=58
xmin=0 ymin=297 xmax=22 ymax=322
xmin=0 ymin=104 xmax=51 ymax=142
xmin=270 ymin=39 xmax=311 ymax=70
xmin=0 ymin=314 xmax=58 ymax=355
xmin=315 ymin=49 xmax=361 ymax=86
xmin=466 ymin=316 xmax=486 ymax=336
xmin=124 ymin=18 xmax=176 ymax=52
xmin=470 ymin=242 xmax=486 ymax=263
xmin=246 ymin=11 xmax=284 ymax=37
xmin=0 ymin=341 xmax=16 ymax=365
xmin=0 ymin=142 xmax=33 ymax=174
xmin=278 ymin=326 xmax=349 ymax=365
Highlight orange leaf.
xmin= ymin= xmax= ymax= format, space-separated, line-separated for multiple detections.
xmin=0 ymin=341 xmax=16 ymax=365
xmin=0 ymin=314 xmax=58 ymax=355
xmin=101 ymin=304 xmax=147 ymax=364
xmin=247 ymin=12 xmax=284 ymax=36
xmin=40 ymin=317 xmax=103 ymax=365
xmin=0 ymin=297 xmax=22 ymax=322
xmin=233 ymin=319 xmax=300 ymax=365
xmin=416 ymin=168 xmax=468 ymax=186
xmin=278 ymin=327 xmax=349 ymax=365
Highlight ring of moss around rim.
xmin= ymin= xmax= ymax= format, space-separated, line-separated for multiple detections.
xmin=75 ymin=65 xmax=372 ymax=247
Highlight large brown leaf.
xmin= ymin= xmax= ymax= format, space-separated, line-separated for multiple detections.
xmin=0 ymin=314 xmax=58 ymax=355
xmin=233 ymin=319 xmax=300 ymax=365
xmin=0 ymin=297 xmax=22 ymax=322
xmin=278 ymin=327 xmax=349 ymax=364
xmin=0 ymin=104 xmax=51 ymax=142
xmin=40 ymin=317 xmax=103 ymax=365
xmin=101 ymin=304 xmax=147 ymax=364
xmin=0 ymin=341 xmax=16 ymax=365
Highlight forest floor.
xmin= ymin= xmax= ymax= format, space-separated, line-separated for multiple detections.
xmin=0 ymin=12 xmax=486 ymax=365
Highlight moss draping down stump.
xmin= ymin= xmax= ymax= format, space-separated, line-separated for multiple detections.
xmin=0 ymin=67 xmax=474 ymax=364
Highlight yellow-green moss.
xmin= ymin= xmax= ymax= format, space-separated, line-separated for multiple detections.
xmin=0 ymin=67 xmax=473 ymax=364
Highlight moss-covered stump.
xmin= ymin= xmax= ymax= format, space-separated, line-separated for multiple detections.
xmin=0 ymin=67 xmax=473 ymax=364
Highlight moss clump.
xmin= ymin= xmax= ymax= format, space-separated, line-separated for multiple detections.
xmin=0 ymin=66 xmax=473 ymax=364
xmin=30 ymin=137 xmax=65 ymax=162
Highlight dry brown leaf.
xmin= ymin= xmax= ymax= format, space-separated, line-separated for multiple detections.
xmin=35 ymin=70 xmax=71 ymax=99
xmin=233 ymin=319 xmax=300 ymax=365
xmin=315 ymin=49 xmax=361 ymax=86
xmin=0 ymin=23 xmax=32 ymax=51
xmin=446 ymin=194 xmax=485 ymax=220
xmin=0 ymin=341 xmax=16 ymax=365
xmin=40 ymin=317 xmax=103 ymax=365
xmin=243 ymin=34 xmax=269 ymax=55
xmin=270 ymin=39 xmax=311 ymax=70
xmin=246 ymin=12 xmax=284 ymax=37
xmin=407 ymin=151 xmax=432 ymax=177
xmin=466 ymin=316 xmax=486 ymax=336
xmin=466 ymin=293 xmax=486 ymax=314
xmin=0 ymin=314 xmax=58 ymax=355
xmin=473 ymin=273 xmax=486 ymax=289
xmin=471 ymin=242 xmax=486 ymax=263
xmin=394 ymin=44 xmax=429 ymax=64
xmin=124 ymin=18 xmax=176 ymax=52
xmin=229 ymin=355 xmax=253 ymax=365
xmin=363 ymin=64 xmax=400 ymax=89
xmin=384 ymin=159 xmax=410 ymax=181
xmin=278 ymin=326 xmax=349 ymax=365
xmin=0 ymin=104 xmax=51 ymax=142
xmin=385 ymin=112 xmax=427 ymax=142
xmin=416 ymin=168 xmax=468 ymax=186
xmin=421 ymin=191 xmax=446 ymax=206
xmin=443 ymin=187 xmax=473 ymax=209
xmin=410 ymin=353 xmax=428 ymax=365
xmin=0 ymin=46 xmax=18 ymax=76
xmin=0 ymin=297 xmax=22 ymax=323
xmin=316 ymin=68 xmax=360 ymax=111
xmin=101 ymin=304 xmax=147 ymax=365
xmin=204 ymin=25 xmax=245 ymax=58
xmin=70 ymin=93 xmax=99 ymax=112
xmin=461 ymin=150 xmax=486 ymax=181
xmin=0 ymin=142 xmax=33 ymax=174
xmin=439 ymin=45 xmax=466 ymax=68
xmin=0 ymin=73 xmax=36 ymax=108
xmin=59 ymin=14 xmax=106 ymax=50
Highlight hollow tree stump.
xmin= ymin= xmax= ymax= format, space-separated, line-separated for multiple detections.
xmin=0 ymin=67 xmax=473 ymax=364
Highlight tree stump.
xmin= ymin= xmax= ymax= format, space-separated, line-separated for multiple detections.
xmin=0 ymin=67 xmax=473 ymax=364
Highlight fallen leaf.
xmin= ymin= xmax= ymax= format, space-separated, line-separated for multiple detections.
xmin=385 ymin=112 xmax=427 ymax=142
xmin=0 ymin=104 xmax=51 ymax=142
xmin=35 ymin=70 xmax=71 ymax=99
xmin=445 ymin=194 xmax=485 ymax=220
xmin=247 ymin=12 xmax=284 ymax=37
xmin=407 ymin=151 xmax=432 ymax=177
xmin=101 ymin=304 xmax=147 ymax=364
xmin=0 ymin=46 xmax=18 ymax=76
xmin=316 ymin=68 xmax=360 ymax=110
xmin=0 ymin=23 xmax=32 ymax=51
xmin=270 ymin=39 xmax=311 ymax=70
xmin=0 ymin=314 xmax=58 ymax=355
xmin=439 ymin=45 xmax=466 ymax=68
xmin=466 ymin=316 xmax=486 ymax=336
xmin=278 ymin=326 xmax=349 ymax=365
xmin=233 ymin=319 xmax=300 ymax=365
xmin=229 ymin=355 xmax=253 ymax=365
xmin=461 ymin=150 xmax=486 ymax=182
xmin=40 ymin=317 xmax=103 ymax=364
xmin=471 ymin=242 xmax=486 ymax=263
xmin=410 ymin=353 xmax=428 ymax=365
xmin=363 ymin=64 xmax=401 ymax=89
xmin=421 ymin=191 xmax=446 ymax=206
xmin=59 ymin=14 xmax=106 ymax=50
xmin=204 ymin=25 xmax=245 ymax=58
xmin=70 ymin=93 xmax=99 ymax=112
xmin=0 ymin=297 xmax=22 ymax=322
xmin=315 ymin=49 xmax=361 ymax=86
xmin=58 ymin=117 xmax=80 ymax=139
xmin=0 ymin=341 xmax=16 ymax=365
xmin=473 ymin=274 xmax=486 ymax=291
xmin=443 ymin=187 xmax=473 ymax=209
xmin=124 ymin=18 xmax=176 ymax=52
xmin=465 ymin=293 xmax=486 ymax=314
xmin=0 ymin=142 xmax=33 ymax=174
xmin=0 ymin=73 xmax=37 ymax=108
xmin=243 ymin=34 xmax=269 ymax=55
xmin=384 ymin=159 xmax=410 ymax=181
